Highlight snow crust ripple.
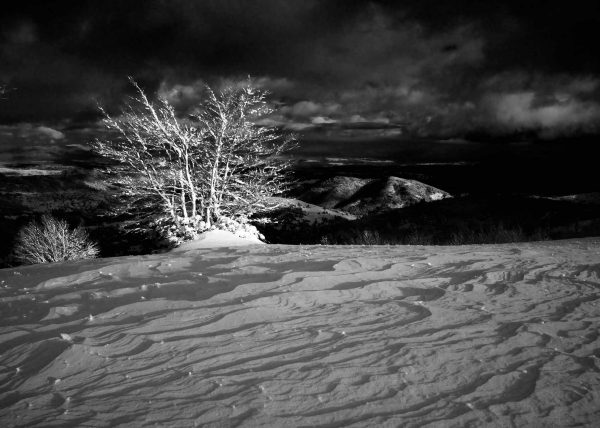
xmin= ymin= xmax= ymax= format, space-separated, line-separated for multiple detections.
xmin=1 ymin=239 xmax=600 ymax=426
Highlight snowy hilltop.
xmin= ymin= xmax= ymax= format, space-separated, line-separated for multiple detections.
xmin=1 ymin=238 xmax=599 ymax=426
xmin=296 ymin=175 xmax=451 ymax=216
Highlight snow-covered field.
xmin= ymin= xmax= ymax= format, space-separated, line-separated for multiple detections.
xmin=1 ymin=238 xmax=600 ymax=427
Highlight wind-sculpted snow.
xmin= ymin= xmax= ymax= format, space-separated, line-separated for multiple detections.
xmin=1 ymin=240 xmax=600 ymax=427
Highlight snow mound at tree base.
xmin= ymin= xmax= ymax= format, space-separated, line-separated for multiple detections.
xmin=171 ymin=229 xmax=264 ymax=251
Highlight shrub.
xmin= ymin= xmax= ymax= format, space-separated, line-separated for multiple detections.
xmin=13 ymin=215 xmax=99 ymax=265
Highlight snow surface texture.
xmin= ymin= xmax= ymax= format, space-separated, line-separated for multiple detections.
xmin=1 ymin=239 xmax=600 ymax=426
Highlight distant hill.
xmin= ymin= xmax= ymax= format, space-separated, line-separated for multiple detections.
xmin=297 ymin=175 xmax=451 ymax=216
xmin=535 ymin=192 xmax=600 ymax=205
xmin=255 ymin=177 xmax=450 ymax=244
xmin=267 ymin=196 xmax=357 ymax=223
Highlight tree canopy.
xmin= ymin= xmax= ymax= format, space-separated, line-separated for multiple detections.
xmin=94 ymin=79 xmax=294 ymax=241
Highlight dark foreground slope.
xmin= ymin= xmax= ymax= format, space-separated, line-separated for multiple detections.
xmin=1 ymin=239 xmax=599 ymax=426
xmin=259 ymin=194 xmax=600 ymax=246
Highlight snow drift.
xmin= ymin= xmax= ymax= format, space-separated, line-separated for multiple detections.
xmin=1 ymin=238 xmax=599 ymax=426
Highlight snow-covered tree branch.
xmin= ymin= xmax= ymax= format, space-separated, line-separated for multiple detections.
xmin=93 ymin=79 xmax=295 ymax=242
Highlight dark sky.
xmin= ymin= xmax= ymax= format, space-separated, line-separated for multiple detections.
xmin=1 ymin=0 xmax=600 ymax=139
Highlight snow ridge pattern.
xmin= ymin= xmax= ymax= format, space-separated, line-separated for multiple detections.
xmin=1 ymin=239 xmax=600 ymax=426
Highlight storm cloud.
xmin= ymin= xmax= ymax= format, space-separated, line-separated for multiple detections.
xmin=1 ymin=0 xmax=599 ymax=138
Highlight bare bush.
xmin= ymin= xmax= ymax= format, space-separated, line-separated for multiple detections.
xmin=13 ymin=216 xmax=99 ymax=265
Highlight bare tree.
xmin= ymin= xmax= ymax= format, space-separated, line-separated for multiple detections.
xmin=94 ymin=79 xmax=294 ymax=238
xmin=192 ymin=85 xmax=294 ymax=226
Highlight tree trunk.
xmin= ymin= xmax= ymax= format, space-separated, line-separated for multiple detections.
xmin=205 ymin=206 xmax=211 ymax=228
xmin=208 ymin=142 xmax=221 ymax=227
xmin=170 ymin=196 xmax=179 ymax=226
xmin=179 ymin=171 xmax=188 ymax=221
xmin=186 ymin=159 xmax=197 ymax=218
